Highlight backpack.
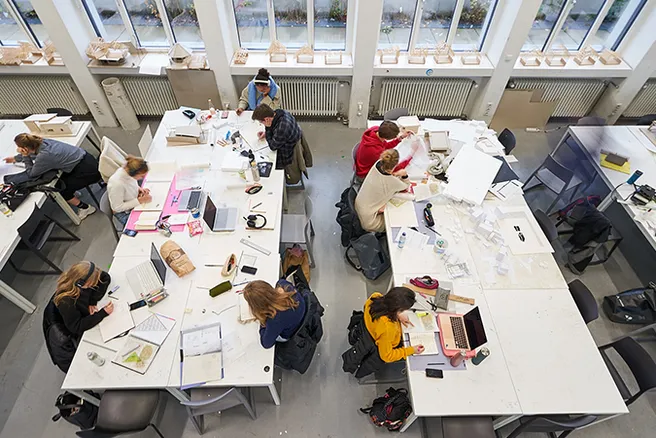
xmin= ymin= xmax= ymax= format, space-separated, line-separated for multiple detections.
xmin=335 ymin=186 xmax=366 ymax=247
xmin=345 ymin=232 xmax=391 ymax=280
xmin=1 ymin=169 xmax=59 ymax=211
xmin=360 ymin=387 xmax=412 ymax=431
xmin=52 ymin=392 xmax=99 ymax=430
xmin=602 ymin=284 xmax=656 ymax=324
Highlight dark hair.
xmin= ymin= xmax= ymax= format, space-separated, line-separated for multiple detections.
xmin=369 ymin=287 xmax=416 ymax=322
xmin=252 ymin=104 xmax=275 ymax=121
xmin=378 ymin=121 xmax=400 ymax=140
xmin=254 ymin=68 xmax=271 ymax=84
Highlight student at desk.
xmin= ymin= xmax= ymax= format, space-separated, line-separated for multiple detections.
xmin=354 ymin=121 xmax=413 ymax=185
xmin=355 ymin=149 xmax=410 ymax=232
xmin=54 ymin=261 xmax=113 ymax=338
xmin=107 ymin=156 xmax=152 ymax=225
xmin=236 ymin=68 xmax=281 ymax=115
xmin=243 ymin=279 xmax=305 ymax=348
xmin=252 ymin=104 xmax=302 ymax=169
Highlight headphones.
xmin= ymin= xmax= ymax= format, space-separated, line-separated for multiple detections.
xmin=244 ymin=214 xmax=267 ymax=229
xmin=76 ymin=261 xmax=95 ymax=289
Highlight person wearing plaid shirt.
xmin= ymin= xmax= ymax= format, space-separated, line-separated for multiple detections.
xmin=252 ymin=104 xmax=302 ymax=169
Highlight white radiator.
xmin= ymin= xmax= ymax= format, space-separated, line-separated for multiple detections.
xmin=624 ymin=80 xmax=656 ymax=118
xmin=276 ymin=77 xmax=339 ymax=117
xmin=378 ymin=78 xmax=474 ymax=118
xmin=120 ymin=76 xmax=178 ymax=116
xmin=0 ymin=75 xmax=88 ymax=115
xmin=511 ymin=78 xmax=607 ymax=118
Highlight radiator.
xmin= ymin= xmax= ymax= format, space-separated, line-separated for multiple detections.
xmin=276 ymin=77 xmax=339 ymax=117
xmin=120 ymin=76 xmax=178 ymax=116
xmin=0 ymin=75 xmax=88 ymax=116
xmin=511 ymin=78 xmax=607 ymax=118
xmin=378 ymin=78 xmax=474 ymax=118
xmin=624 ymin=80 xmax=656 ymax=118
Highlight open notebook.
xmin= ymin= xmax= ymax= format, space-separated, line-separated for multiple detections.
xmin=180 ymin=322 xmax=224 ymax=389
xmin=111 ymin=313 xmax=176 ymax=374
xmin=133 ymin=181 xmax=171 ymax=212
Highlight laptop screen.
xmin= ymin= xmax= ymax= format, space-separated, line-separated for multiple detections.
xmin=203 ymin=196 xmax=217 ymax=229
xmin=463 ymin=307 xmax=487 ymax=350
xmin=150 ymin=243 xmax=167 ymax=284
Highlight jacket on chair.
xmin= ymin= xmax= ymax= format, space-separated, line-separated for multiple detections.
xmin=43 ymin=296 xmax=78 ymax=373
xmin=341 ymin=311 xmax=385 ymax=379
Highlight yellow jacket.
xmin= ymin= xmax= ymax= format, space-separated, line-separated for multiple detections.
xmin=364 ymin=293 xmax=415 ymax=362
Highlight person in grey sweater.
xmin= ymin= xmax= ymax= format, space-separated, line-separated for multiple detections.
xmin=3 ymin=133 xmax=101 ymax=220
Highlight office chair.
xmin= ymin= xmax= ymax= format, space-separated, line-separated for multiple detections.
xmin=567 ymin=279 xmax=599 ymax=324
xmin=350 ymin=141 xmax=361 ymax=187
xmin=636 ymin=114 xmax=656 ymax=125
xmin=599 ymin=336 xmax=656 ymax=408
xmin=47 ymin=108 xmax=74 ymax=117
xmin=357 ymin=361 xmax=407 ymax=385
xmin=576 ymin=116 xmax=606 ymax=126
xmin=498 ymin=128 xmax=516 ymax=155
xmin=524 ymin=156 xmax=584 ymax=214
xmin=441 ymin=417 xmax=495 ymax=438
xmin=383 ymin=108 xmax=409 ymax=121
xmin=506 ymin=415 xmax=597 ymax=438
xmin=9 ymin=205 xmax=80 ymax=275
xmin=99 ymin=192 xmax=121 ymax=242
xmin=281 ymin=195 xmax=315 ymax=268
xmin=179 ymin=387 xmax=256 ymax=435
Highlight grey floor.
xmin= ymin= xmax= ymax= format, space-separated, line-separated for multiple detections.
xmin=0 ymin=120 xmax=655 ymax=438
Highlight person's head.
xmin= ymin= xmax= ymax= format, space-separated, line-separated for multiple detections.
xmin=379 ymin=149 xmax=400 ymax=174
xmin=243 ymin=280 xmax=299 ymax=326
xmin=377 ymin=121 xmax=400 ymax=141
xmin=252 ymin=104 xmax=276 ymax=127
xmin=124 ymin=155 xmax=149 ymax=180
xmin=253 ymin=68 xmax=272 ymax=94
xmin=54 ymin=261 xmax=102 ymax=306
xmin=369 ymin=287 xmax=416 ymax=322
xmin=14 ymin=133 xmax=43 ymax=156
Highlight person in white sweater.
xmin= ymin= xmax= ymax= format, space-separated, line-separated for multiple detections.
xmin=107 ymin=156 xmax=152 ymax=225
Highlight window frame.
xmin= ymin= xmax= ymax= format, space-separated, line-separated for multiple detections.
xmin=2 ymin=0 xmax=42 ymax=48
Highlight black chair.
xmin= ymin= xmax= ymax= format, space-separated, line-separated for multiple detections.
xmin=441 ymin=416 xmax=495 ymax=438
xmin=498 ymin=128 xmax=516 ymax=155
xmin=568 ymin=279 xmax=599 ymax=324
xmin=47 ymin=107 xmax=74 ymax=117
xmin=76 ymin=390 xmax=164 ymax=438
xmin=636 ymin=114 xmax=656 ymax=125
xmin=576 ymin=116 xmax=606 ymax=126
xmin=534 ymin=209 xmax=558 ymax=243
xmin=506 ymin=414 xmax=597 ymax=438
xmin=524 ymin=156 xmax=584 ymax=214
xmin=383 ymin=108 xmax=409 ymax=121
xmin=599 ymin=337 xmax=656 ymax=408
xmin=9 ymin=205 xmax=80 ymax=275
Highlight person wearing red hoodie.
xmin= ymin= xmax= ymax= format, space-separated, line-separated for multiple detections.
xmin=354 ymin=121 xmax=412 ymax=184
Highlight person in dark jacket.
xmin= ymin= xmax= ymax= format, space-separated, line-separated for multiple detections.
xmin=243 ymin=279 xmax=306 ymax=348
xmin=252 ymin=104 xmax=302 ymax=169
xmin=54 ymin=261 xmax=114 ymax=338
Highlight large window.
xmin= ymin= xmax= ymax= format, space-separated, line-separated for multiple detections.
xmin=0 ymin=1 xmax=30 ymax=46
xmin=378 ymin=0 xmax=498 ymax=52
xmin=0 ymin=0 xmax=48 ymax=47
xmin=164 ymin=0 xmax=203 ymax=48
xmin=314 ymin=0 xmax=347 ymax=50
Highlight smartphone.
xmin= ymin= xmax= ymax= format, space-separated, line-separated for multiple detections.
xmin=129 ymin=299 xmax=147 ymax=311
xmin=241 ymin=265 xmax=257 ymax=275
xmin=425 ymin=368 xmax=443 ymax=379
xmin=123 ymin=229 xmax=138 ymax=237
xmin=182 ymin=109 xmax=196 ymax=119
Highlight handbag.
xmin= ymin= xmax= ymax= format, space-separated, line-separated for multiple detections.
xmin=345 ymin=233 xmax=390 ymax=280
xmin=52 ymin=392 xmax=99 ymax=430
xmin=1 ymin=169 xmax=59 ymax=211
xmin=602 ymin=284 xmax=656 ymax=324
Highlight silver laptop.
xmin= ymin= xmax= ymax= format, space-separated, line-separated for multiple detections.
xmin=203 ymin=196 xmax=238 ymax=232
xmin=126 ymin=243 xmax=167 ymax=298
xmin=177 ymin=190 xmax=202 ymax=211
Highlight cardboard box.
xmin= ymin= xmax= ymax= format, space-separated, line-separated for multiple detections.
xmin=397 ymin=115 xmax=421 ymax=134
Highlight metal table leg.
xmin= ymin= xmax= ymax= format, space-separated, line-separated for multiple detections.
xmin=50 ymin=192 xmax=81 ymax=226
xmin=493 ymin=414 xmax=522 ymax=430
xmin=87 ymin=125 xmax=102 ymax=153
xmin=68 ymin=390 xmax=101 ymax=407
xmin=399 ymin=411 xmax=418 ymax=432
xmin=0 ymin=278 xmax=36 ymax=313
xmin=267 ymin=382 xmax=281 ymax=406
xmin=167 ymin=387 xmax=190 ymax=402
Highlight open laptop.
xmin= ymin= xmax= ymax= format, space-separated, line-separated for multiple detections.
xmin=437 ymin=307 xmax=487 ymax=357
xmin=126 ymin=243 xmax=167 ymax=298
xmin=203 ymin=196 xmax=238 ymax=232
xmin=177 ymin=189 xmax=202 ymax=211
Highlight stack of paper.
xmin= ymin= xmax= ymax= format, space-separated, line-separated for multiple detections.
xmin=445 ymin=147 xmax=502 ymax=205
xmin=221 ymin=151 xmax=249 ymax=172
xmin=134 ymin=211 xmax=161 ymax=230
xmin=408 ymin=332 xmax=439 ymax=355
xmin=146 ymin=162 xmax=176 ymax=182
xmin=386 ymin=201 xmax=419 ymax=228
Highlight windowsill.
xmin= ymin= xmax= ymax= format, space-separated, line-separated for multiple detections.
xmin=373 ymin=54 xmax=495 ymax=77
xmin=0 ymin=57 xmax=68 ymax=75
xmin=511 ymin=57 xmax=633 ymax=78
xmin=230 ymin=51 xmax=353 ymax=76
xmin=88 ymin=53 xmax=170 ymax=76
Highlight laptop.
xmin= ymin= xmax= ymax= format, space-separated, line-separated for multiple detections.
xmin=437 ymin=307 xmax=487 ymax=357
xmin=177 ymin=190 xmax=202 ymax=211
xmin=203 ymin=196 xmax=238 ymax=232
xmin=126 ymin=243 xmax=167 ymax=298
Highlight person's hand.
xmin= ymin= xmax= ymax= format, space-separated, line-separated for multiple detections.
xmin=3 ymin=156 xmax=15 ymax=163
xmin=399 ymin=313 xmax=414 ymax=328
xmin=257 ymin=131 xmax=266 ymax=140
xmin=88 ymin=305 xmax=98 ymax=314
xmin=236 ymin=108 xmax=244 ymax=116
xmin=103 ymin=301 xmax=114 ymax=315
xmin=401 ymin=130 xmax=413 ymax=139
xmin=393 ymin=169 xmax=408 ymax=178
xmin=139 ymin=194 xmax=152 ymax=204
xmin=414 ymin=345 xmax=425 ymax=355
xmin=378 ymin=205 xmax=386 ymax=214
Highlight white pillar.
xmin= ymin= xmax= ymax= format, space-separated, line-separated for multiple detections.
xmin=591 ymin=1 xmax=656 ymax=123
xmin=469 ymin=0 xmax=542 ymax=123
xmin=32 ymin=0 xmax=117 ymax=128
xmin=348 ymin=0 xmax=384 ymax=128
xmin=194 ymin=0 xmax=239 ymax=110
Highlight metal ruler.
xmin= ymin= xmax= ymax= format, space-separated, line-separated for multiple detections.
xmin=240 ymin=238 xmax=271 ymax=256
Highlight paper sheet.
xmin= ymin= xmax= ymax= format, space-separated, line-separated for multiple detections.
xmin=489 ymin=180 xmax=524 ymax=201
xmin=139 ymin=61 xmax=163 ymax=76
xmin=146 ymin=162 xmax=176 ymax=182
xmin=165 ymin=213 xmax=189 ymax=226
xmin=408 ymin=332 xmax=439 ymax=355
xmin=238 ymin=293 xmax=255 ymax=323
xmin=413 ymin=182 xmax=439 ymax=202
xmin=182 ymin=352 xmax=223 ymax=387
xmin=386 ymin=200 xmax=419 ymax=228
xmin=99 ymin=301 xmax=134 ymax=343
xmin=194 ymin=266 xmax=224 ymax=289
xmin=182 ymin=324 xmax=222 ymax=356
xmin=0 ymin=162 xmax=23 ymax=180
xmin=445 ymin=147 xmax=502 ymax=205
xmin=112 ymin=337 xmax=159 ymax=374
xmin=133 ymin=181 xmax=171 ymax=211
xmin=498 ymin=209 xmax=553 ymax=255
xmin=394 ymin=226 xmax=429 ymax=249
xmin=131 ymin=313 xmax=175 ymax=346
xmin=221 ymin=150 xmax=249 ymax=172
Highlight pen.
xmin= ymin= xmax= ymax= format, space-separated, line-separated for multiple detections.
xmin=122 ymin=344 xmax=141 ymax=358
xmin=232 ymin=280 xmax=248 ymax=287
xmin=251 ymin=202 xmax=262 ymax=210
xmin=427 ymin=362 xmax=445 ymax=366
xmin=108 ymin=295 xmax=118 ymax=300
xmin=204 ymin=264 xmax=224 ymax=267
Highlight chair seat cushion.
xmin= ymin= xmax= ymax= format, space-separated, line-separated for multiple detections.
xmin=442 ymin=416 xmax=495 ymax=438
xmin=281 ymin=214 xmax=308 ymax=243
xmin=96 ymin=390 xmax=159 ymax=433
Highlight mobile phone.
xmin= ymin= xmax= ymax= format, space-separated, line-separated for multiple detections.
xmin=241 ymin=265 xmax=257 ymax=275
xmin=182 ymin=109 xmax=196 ymax=119
xmin=129 ymin=299 xmax=147 ymax=311
xmin=123 ymin=229 xmax=138 ymax=237
xmin=425 ymin=368 xmax=443 ymax=379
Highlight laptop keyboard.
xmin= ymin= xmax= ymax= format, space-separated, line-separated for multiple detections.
xmin=450 ymin=317 xmax=469 ymax=349
xmin=187 ymin=191 xmax=201 ymax=209
xmin=136 ymin=263 xmax=161 ymax=295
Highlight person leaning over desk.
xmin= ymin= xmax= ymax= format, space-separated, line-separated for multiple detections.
xmin=252 ymin=103 xmax=302 ymax=169
xmin=3 ymin=133 xmax=100 ymax=221
xmin=236 ymin=68 xmax=281 ymax=116
xmin=107 ymin=155 xmax=152 ymax=226
xmin=54 ymin=261 xmax=113 ymax=338
xmin=354 ymin=121 xmax=413 ymax=185
xmin=355 ymin=149 xmax=411 ymax=233
xmin=243 ymin=279 xmax=306 ymax=348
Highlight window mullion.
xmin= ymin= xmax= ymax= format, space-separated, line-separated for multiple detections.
xmin=267 ymin=0 xmax=276 ymax=43
xmin=83 ymin=0 xmax=109 ymax=39
xmin=408 ymin=0 xmax=424 ymax=51
xmin=5 ymin=0 xmax=39 ymax=47
xmin=345 ymin=0 xmax=355 ymax=53
xmin=115 ymin=0 xmax=139 ymax=47
xmin=153 ymin=0 xmax=175 ymax=46
xmin=543 ymin=0 xmax=575 ymax=53
xmin=446 ymin=0 xmax=465 ymax=47
xmin=581 ymin=0 xmax=616 ymax=49
xmin=307 ymin=0 xmax=314 ymax=48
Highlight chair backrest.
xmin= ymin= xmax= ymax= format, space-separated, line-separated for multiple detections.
xmin=577 ymin=116 xmax=606 ymax=126
xmin=99 ymin=191 xmax=113 ymax=216
xmin=304 ymin=195 xmax=314 ymax=222
xmin=383 ymin=108 xmax=409 ymax=121
xmin=47 ymin=107 xmax=73 ymax=117
xmin=99 ymin=136 xmax=128 ymax=182
xmin=567 ymin=279 xmax=599 ymax=324
xmin=138 ymin=125 xmax=153 ymax=158
xmin=533 ymin=209 xmax=558 ymax=242
xmin=541 ymin=155 xmax=575 ymax=185
xmin=352 ymin=142 xmax=360 ymax=171
xmin=507 ymin=415 xmax=597 ymax=438
xmin=17 ymin=205 xmax=47 ymax=242
xmin=498 ymin=128 xmax=516 ymax=155
xmin=636 ymin=114 xmax=656 ymax=125
xmin=612 ymin=337 xmax=656 ymax=398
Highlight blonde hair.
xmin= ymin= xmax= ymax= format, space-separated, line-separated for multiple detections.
xmin=54 ymin=262 xmax=102 ymax=306
xmin=124 ymin=155 xmax=149 ymax=177
xmin=243 ymin=280 xmax=298 ymax=326
xmin=14 ymin=133 xmax=43 ymax=152
xmin=380 ymin=149 xmax=400 ymax=173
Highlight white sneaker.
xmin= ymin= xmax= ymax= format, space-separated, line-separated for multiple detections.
xmin=77 ymin=205 xmax=96 ymax=221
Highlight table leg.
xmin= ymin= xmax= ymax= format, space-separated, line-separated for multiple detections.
xmin=399 ymin=411 xmax=418 ymax=433
xmin=267 ymin=383 xmax=281 ymax=406
xmin=87 ymin=125 xmax=102 ymax=153
xmin=167 ymin=387 xmax=190 ymax=402
xmin=493 ymin=414 xmax=522 ymax=430
xmin=0 ymin=278 xmax=36 ymax=313
xmin=552 ymin=130 xmax=571 ymax=156
xmin=50 ymin=192 xmax=81 ymax=226
xmin=69 ymin=390 xmax=101 ymax=407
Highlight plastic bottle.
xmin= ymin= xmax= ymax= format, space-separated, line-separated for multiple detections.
xmin=87 ymin=351 xmax=105 ymax=366
xmin=397 ymin=232 xmax=407 ymax=249
xmin=248 ymin=151 xmax=260 ymax=182
xmin=449 ymin=349 xmax=467 ymax=367
xmin=208 ymin=99 xmax=216 ymax=115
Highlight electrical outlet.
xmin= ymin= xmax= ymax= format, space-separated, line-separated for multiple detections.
xmin=223 ymin=102 xmax=230 ymax=110
xmin=484 ymin=102 xmax=493 ymax=117
xmin=91 ymin=100 xmax=104 ymax=116
xmin=357 ymin=101 xmax=363 ymax=117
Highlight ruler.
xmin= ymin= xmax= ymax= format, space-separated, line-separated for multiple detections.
xmin=240 ymin=238 xmax=271 ymax=256
xmin=403 ymin=283 xmax=475 ymax=305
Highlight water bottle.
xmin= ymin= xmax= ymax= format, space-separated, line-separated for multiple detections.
xmin=398 ymin=232 xmax=407 ymax=249
xmin=87 ymin=351 xmax=105 ymax=366
xmin=248 ymin=151 xmax=260 ymax=182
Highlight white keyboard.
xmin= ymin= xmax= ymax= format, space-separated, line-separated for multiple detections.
xmin=135 ymin=263 xmax=161 ymax=296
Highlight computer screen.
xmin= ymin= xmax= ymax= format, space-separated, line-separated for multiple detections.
xmin=150 ymin=243 xmax=167 ymax=284
xmin=203 ymin=196 xmax=217 ymax=229
xmin=463 ymin=307 xmax=487 ymax=350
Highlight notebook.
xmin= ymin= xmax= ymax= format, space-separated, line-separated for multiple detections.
xmin=133 ymin=211 xmax=161 ymax=230
xmin=180 ymin=322 xmax=224 ymax=388
xmin=133 ymin=181 xmax=171 ymax=212
xmin=99 ymin=301 xmax=134 ymax=343
xmin=238 ymin=293 xmax=255 ymax=323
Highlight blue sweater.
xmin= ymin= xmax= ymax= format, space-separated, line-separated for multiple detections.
xmin=258 ymin=280 xmax=306 ymax=348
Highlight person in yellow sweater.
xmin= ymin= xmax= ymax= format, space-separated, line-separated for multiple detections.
xmin=364 ymin=287 xmax=424 ymax=362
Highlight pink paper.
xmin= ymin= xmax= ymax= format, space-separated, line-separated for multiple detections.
xmin=126 ymin=176 xmax=189 ymax=233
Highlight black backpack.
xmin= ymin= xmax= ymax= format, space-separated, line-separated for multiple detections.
xmin=345 ymin=232 xmax=391 ymax=280
xmin=603 ymin=284 xmax=656 ymax=324
xmin=335 ymin=186 xmax=366 ymax=247
xmin=1 ymin=169 xmax=59 ymax=211
xmin=52 ymin=392 xmax=99 ymax=430
xmin=360 ymin=387 xmax=412 ymax=431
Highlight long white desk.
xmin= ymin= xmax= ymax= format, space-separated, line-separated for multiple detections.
xmin=0 ymin=120 xmax=93 ymax=313
xmin=62 ymin=110 xmax=284 ymax=406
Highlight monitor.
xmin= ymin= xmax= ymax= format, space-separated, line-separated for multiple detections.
xmin=150 ymin=243 xmax=167 ymax=284
xmin=463 ymin=307 xmax=487 ymax=350
xmin=203 ymin=196 xmax=217 ymax=230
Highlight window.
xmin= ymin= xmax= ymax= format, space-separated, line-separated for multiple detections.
xmin=233 ymin=0 xmax=270 ymax=50
xmin=522 ymin=0 xmax=567 ymax=52
xmin=414 ymin=0 xmax=456 ymax=49
xmin=273 ymin=0 xmax=307 ymax=48
xmin=123 ymin=0 xmax=167 ymax=47
xmin=454 ymin=0 xmax=497 ymax=51
xmin=379 ymin=0 xmax=417 ymax=51
xmin=551 ymin=0 xmax=605 ymax=50
xmin=164 ymin=0 xmax=203 ymax=49
xmin=314 ymin=0 xmax=347 ymax=50
xmin=0 ymin=2 xmax=30 ymax=46
xmin=591 ymin=0 xmax=647 ymax=50
xmin=10 ymin=0 xmax=49 ymax=47
xmin=82 ymin=0 xmax=130 ymax=42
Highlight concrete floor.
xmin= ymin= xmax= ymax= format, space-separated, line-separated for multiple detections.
xmin=0 ymin=120 xmax=655 ymax=437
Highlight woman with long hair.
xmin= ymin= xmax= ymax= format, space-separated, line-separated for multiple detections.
xmin=107 ymin=155 xmax=151 ymax=225
xmin=236 ymin=68 xmax=281 ymax=115
xmin=243 ymin=279 xmax=306 ymax=348
xmin=364 ymin=287 xmax=424 ymax=362
xmin=54 ymin=261 xmax=113 ymax=337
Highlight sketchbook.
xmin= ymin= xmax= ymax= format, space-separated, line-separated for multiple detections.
xmin=180 ymin=322 xmax=224 ymax=388
xmin=99 ymin=301 xmax=134 ymax=343
xmin=133 ymin=181 xmax=171 ymax=212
